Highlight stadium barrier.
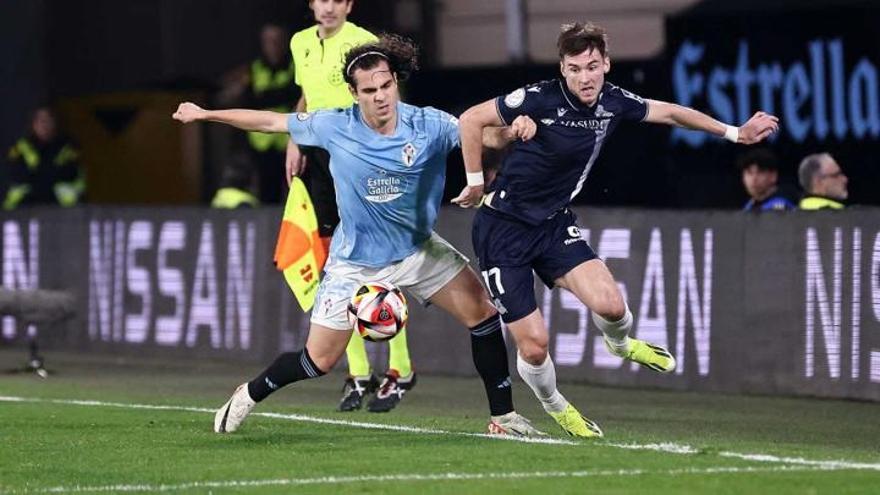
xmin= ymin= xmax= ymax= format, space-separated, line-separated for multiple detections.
xmin=1 ymin=206 xmax=878 ymax=402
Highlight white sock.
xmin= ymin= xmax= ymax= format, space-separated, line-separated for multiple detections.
xmin=593 ymin=304 xmax=633 ymax=354
xmin=516 ymin=353 xmax=568 ymax=413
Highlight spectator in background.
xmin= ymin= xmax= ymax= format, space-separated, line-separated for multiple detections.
xmin=211 ymin=155 xmax=259 ymax=209
xmin=736 ymin=148 xmax=795 ymax=212
xmin=4 ymin=107 xmax=85 ymax=210
xmin=798 ymin=152 xmax=848 ymax=210
xmin=248 ymin=24 xmax=299 ymax=204
xmin=219 ymin=23 xmax=299 ymax=204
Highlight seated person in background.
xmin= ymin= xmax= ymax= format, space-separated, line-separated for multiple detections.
xmin=4 ymin=107 xmax=85 ymax=210
xmin=797 ymin=152 xmax=848 ymax=210
xmin=211 ymin=155 xmax=259 ymax=209
xmin=737 ymin=148 xmax=795 ymax=212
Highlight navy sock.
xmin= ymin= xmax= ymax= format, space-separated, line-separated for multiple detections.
xmin=247 ymin=349 xmax=326 ymax=402
xmin=470 ymin=315 xmax=514 ymax=416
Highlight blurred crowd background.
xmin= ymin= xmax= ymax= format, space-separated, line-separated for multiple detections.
xmin=2 ymin=0 xmax=877 ymax=210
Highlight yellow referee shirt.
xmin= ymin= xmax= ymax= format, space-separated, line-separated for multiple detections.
xmin=290 ymin=22 xmax=377 ymax=112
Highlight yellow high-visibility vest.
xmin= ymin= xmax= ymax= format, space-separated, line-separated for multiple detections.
xmin=211 ymin=187 xmax=259 ymax=209
xmin=247 ymin=58 xmax=295 ymax=152
xmin=799 ymin=196 xmax=845 ymax=210
xmin=290 ymin=22 xmax=377 ymax=112
xmin=5 ymin=137 xmax=85 ymax=209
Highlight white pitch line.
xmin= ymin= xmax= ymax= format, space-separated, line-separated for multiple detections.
xmin=604 ymin=442 xmax=700 ymax=454
xmin=3 ymin=395 xmax=879 ymax=471
xmin=3 ymin=465 xmax=841 ymax=494
xmin=719 ymin=452 xmax=880 ymax=471
xmin=257 ymin=410 xmax=580 ymax=444
xmin=2 ymin=396 xmax=699 ymax=453
xmin=0 ymin=396 xmax=575 ymax=446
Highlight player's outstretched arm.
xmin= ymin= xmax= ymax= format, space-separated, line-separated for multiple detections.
xmin=453 ymin=99 xmax=504 ymax=208
xmin=644 ymin=99 xmax=779 ymax=145
xmin=172 ymin=102 xmax=290 ymax=134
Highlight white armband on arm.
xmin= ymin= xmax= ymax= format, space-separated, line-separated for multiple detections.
xmin=723 ymin=124 xmax=739 ymax=143
xmin=466 ymin=171 xmax=485 ymax=187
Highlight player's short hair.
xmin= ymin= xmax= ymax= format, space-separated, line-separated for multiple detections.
xmin=736 ymin=148 xmax=779 ymax=172
xmin=798 ymin=152 xmax=831 ymax=193
xmin=343 ymin=33 xmax=419 ymax=88
xmin=557 ymin=22 xmax=608 ymax=59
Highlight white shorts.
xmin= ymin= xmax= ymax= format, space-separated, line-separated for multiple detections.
xmin=311 ymin=232 xmax=470 ymax=330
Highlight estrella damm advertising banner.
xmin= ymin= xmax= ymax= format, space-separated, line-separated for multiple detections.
xmin=664 ymin=6 xmax=880 ymax=207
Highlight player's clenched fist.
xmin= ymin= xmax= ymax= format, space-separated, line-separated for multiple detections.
xmin=509 ymin=115 xmax=537 ymax=142
xmin=738 ymin=111 xmax=780 ymax=145
xmin=172 ymin=102 xmax=206 ymax=124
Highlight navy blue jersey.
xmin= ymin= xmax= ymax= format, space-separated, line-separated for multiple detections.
xmin=490 ymin=79 xmax=648 ymax=225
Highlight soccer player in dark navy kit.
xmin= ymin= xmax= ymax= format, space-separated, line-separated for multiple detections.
xmin=454 ymin=22 xmax=780 ymax=438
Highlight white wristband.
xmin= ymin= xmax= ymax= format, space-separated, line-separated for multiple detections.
xmin=724 ymin=125 xmax=739 ymax=143
xmin=466 ymin=171 xmax=484 ymax=187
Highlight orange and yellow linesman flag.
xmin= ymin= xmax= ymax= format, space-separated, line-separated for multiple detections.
xmin=274 ymin=177 xmax=327 ymax=311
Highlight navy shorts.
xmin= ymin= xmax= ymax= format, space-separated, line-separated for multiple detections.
xmin=472 ymin=206 xmax=597 ymax=323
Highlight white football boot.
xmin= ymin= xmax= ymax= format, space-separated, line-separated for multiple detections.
xmin=488 ymin=411 xmax=548 ymax=437
xmin=214 ymin=383 xmax=256 ymax=433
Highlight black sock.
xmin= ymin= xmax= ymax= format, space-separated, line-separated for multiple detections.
xmin=470 ymin=315 xmax=514 ymax=416
xmin=247 ymin=349 xmax=326 ymax=402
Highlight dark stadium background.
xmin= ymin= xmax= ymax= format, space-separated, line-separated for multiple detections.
xmin=3 ymin=4 xmax=880 ymax=491
xmin=3 ymin=0 xmax=878 ymax=208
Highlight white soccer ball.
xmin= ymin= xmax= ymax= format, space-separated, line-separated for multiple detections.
xmin=347 ymin=281 xmax=408 ymax=342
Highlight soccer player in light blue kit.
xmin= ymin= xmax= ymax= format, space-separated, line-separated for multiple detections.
xmin=174 ymin=34 xmax=546 ymax=437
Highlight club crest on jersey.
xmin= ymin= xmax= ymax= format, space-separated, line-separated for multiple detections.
xmin=504 ymin=88 xmax=526 ymax=108
xmin=401 ymin=142 xmax=416 ymax=166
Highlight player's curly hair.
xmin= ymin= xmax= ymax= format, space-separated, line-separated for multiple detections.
xmin=557 ymin=22 xmax=608 ymax=59
xmin=342 ymin=33 xmax=419 ymax=87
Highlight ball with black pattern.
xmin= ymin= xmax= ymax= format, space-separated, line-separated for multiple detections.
xmin=347 ymin=281 xmax=408 ymax=342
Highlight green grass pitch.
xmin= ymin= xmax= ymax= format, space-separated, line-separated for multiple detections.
xmin=1 ymin=350 xmax=879 ymax=494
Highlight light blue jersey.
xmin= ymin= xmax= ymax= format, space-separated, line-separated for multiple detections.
xmin=287 ymin=102 xmax=460 ymax=267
